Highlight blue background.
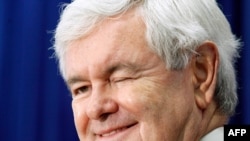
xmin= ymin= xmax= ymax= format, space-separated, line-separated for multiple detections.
xmin=0 ymin=0 xmax=249 ymax=140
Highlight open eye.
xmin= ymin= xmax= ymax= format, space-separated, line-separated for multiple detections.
xmin=73 ymin=86 xmax=90 ymax=96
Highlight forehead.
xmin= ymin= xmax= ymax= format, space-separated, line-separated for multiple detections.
xmin=63 ymin=10 xmax=153 ymax=79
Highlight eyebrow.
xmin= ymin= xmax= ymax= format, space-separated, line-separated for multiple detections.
xmin=66 ymin=77 xmax=87 ymax=88
xmin=66 ymin=62 xmax=140 ymax=87
xmin=106 ymin=62 xmax=140 ymax=75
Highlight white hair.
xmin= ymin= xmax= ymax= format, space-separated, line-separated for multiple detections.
xmin=54 ymin=0 xmax=240 ymax=115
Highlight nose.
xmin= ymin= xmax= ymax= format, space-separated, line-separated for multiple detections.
xmin=86 ymin=86 xmax=119 ymax=120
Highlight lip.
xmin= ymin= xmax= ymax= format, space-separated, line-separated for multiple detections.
xmin=95 ymin=122 xmax=138 ymax=140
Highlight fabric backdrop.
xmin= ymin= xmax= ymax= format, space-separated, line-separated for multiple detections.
xmin=0 ymin=0 xmax=249 ymax=141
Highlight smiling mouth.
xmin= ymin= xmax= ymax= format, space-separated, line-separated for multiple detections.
xmin=98 ymin=123 xmax=137 ymax=138
xmin=101 ymin=127 xmax=127 ymax=137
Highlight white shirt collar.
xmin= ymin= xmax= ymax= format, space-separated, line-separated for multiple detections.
xmin=200 ymin=127 xmax=224 ymax=141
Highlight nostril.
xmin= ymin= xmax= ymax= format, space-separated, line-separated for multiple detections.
xmin=99 ymin=113 xmax=111 ymax=121
xmin=98 ymin=101 xmax=119 ymax=121
xmin=86 ymin=96 xmax=119 ymax=120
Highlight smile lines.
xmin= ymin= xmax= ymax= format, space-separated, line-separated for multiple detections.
xmin=98 ymin=123 xmax=137 ymax=137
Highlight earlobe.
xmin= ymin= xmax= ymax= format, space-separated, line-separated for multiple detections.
xmin=192 ymin=41 xmax=219 ymax=110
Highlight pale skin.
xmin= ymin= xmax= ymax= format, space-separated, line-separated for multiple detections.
xmin=63 ymin=9 xmax=227 ymax=141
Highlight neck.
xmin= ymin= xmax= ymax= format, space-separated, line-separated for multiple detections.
xmin=204 ymin=110 xmax=228 ymax=134
xmin=199 ymin=102 xmax=228 ymax=139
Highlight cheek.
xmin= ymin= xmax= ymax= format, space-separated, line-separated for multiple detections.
xmin=72 ymin=100 xmax=90 ymax=139
xmin=118 ymin=76 xmax=196 ymax=140
xmin=118 ymin=78 xmax=169 ymax=120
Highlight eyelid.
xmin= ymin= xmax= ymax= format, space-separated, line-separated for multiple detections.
xmin=71 ymin=83 xmax=91 ymax=97
xmin=110 ymin=70 xmax=141 ymax=83
xmin=111 ymin=77 xmax=133 ymax=82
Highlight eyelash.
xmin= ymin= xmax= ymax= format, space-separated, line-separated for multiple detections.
xmin=73 ymin=86 xmax=90 ymax=96
xmin=112 ymin=77 xmax=132 ymax=83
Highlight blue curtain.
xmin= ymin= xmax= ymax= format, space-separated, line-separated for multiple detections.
xmin=0 ymin=0 xmax=78 ymax=141
xmin=0 ymin=0 xmax=249 ymax=141
xmin=217 ymin=0 xmax=250 ymax=123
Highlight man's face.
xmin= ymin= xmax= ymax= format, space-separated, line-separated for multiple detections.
xmin=64 ymin=11 xmax=200 ymax=141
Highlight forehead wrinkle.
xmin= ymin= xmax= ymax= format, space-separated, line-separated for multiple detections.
xmin=64 ymin=9 xmax=146 ymax=86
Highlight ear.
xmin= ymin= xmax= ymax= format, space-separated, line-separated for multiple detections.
xmin=192 ymin=41 xmax=219 ymax=110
